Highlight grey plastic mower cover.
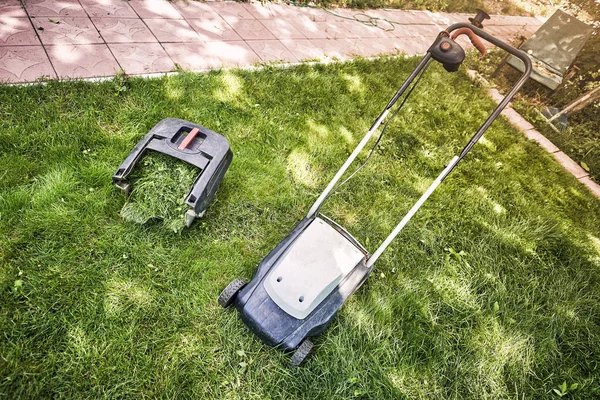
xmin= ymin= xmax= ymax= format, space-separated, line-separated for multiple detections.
xmin=113 ymin=118 xmax=233 ymax=227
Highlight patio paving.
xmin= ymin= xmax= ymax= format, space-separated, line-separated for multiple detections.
xmin=1 ymin=0 xmax=543 ymax=83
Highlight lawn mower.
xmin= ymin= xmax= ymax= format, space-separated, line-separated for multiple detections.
xmin=219 ymin=12 xmax=533 ymax=366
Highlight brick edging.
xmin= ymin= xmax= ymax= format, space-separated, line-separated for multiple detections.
xmin=466 ymin=69 xmax=600 ymax=200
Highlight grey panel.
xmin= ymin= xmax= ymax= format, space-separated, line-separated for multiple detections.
xmin=264 ymin=218 xmax=364 ymax=320
xmin=508 ymin=9 xmax=593 ymax=89
xmin=521 ymin=10 xmax=592 ymax=74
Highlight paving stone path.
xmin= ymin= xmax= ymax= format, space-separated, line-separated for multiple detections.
xmin=1 ymin=0 xmax=543 ymax=82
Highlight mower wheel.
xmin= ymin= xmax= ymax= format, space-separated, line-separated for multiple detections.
xmin=218 ymin=278 xmax=247 ymax=308
xmin=290 ymin=339 xmax=313 ymax=367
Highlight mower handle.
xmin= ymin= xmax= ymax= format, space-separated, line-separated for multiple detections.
xmin=447 ymin=23 xmax=532 ymax=72
xmin=450 ymin=27 xmax=487 ymax=58
xmin=307 ymin=21 xmax=533 ymax=223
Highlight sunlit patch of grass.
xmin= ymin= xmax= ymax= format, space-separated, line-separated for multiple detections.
xmin=469 ymin=318 xmax=534 ymax=397
xmin=286 ymin=148 xmax=320 ymax=188
xmin=341 ymin=73 xmax=365 ymax=93
xmin=104 ymin=277 xmax=154 ymax=317
xmin=213 ymin=71 xmax=244 ymax=104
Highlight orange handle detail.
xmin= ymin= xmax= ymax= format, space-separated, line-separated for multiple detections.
xmin=178 ymin=127 xmax=200 ymax=150
xmin=451 ymin=28 xmax=487 ymax=58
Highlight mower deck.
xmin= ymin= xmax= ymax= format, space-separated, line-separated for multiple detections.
xmin=264 ymin=217 xmax=365 ymax=319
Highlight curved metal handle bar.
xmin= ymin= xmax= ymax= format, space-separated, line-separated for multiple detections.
xmin=308 ymin=23 xmax=534 ymax=265
xmin=367 ymin=24 xmax=534 ymax=267
xmin=439 ymin=23 xmax=532 ymax=177
xmin=450 ymin=28 xmax=487 ymax=57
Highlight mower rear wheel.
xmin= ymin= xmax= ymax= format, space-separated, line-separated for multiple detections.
xmin=290 ymin=339 xmax=313 ymax=367
xmin=218 ymin=278 xmax=247 ymax=308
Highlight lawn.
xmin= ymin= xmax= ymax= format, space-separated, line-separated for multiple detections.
xmin=1 ymin=57 xmax=600 ymax=399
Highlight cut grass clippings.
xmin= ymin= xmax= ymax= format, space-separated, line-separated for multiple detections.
xmin=120 ymin=152 xmax=198 ymax=233
xmin=1 ymin=57 xmax=600 ymax=399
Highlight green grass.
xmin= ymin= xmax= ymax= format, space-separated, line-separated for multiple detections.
xmin=1 ymin=57 xmax=600 ymax=399
xmin=120 ymin=152 xmax=199 ymax=233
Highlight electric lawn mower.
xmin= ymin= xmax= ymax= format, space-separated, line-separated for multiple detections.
xmin=219 ymin=11 xmax=532 ymax=366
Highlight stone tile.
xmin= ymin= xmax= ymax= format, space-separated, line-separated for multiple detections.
xmin=487 ymin=15 xmax=524 ymax=26
xmin=356 ymin=38 xmax=401 ymax=57
xmin=501 ymin=107 xmax=535 ymax=131
xmin=187 ymin=17 xmax=241 ymax=41
xmin=209 ymin=2 xmax=255 ymax=24
xmin=109 ymin=42 xmax=174 ymax=74
xmin=429 ymin=11 xmax=464 ymax=26
xmin=383 ymin=10 xmax=433 ymax=25
xmin=0 ymin=18 xmax=40 ymax=46
xmin=127 ymin=0 xmax=183 ymax=19
xmin=93 ymin=18 xmax=157 ymax=43
xmin=293 ymin=7 xmax=329 ymax=22
xmin=24 ymin=0 xmax=87 ymax=17
xmin=46 ymin=43 xmax=120 ymax=78
xmin=394 ymin=36 xmax=430 ymax=55
xmin=0 ymin=46 xmax=56 ymax=83
xmin=391 ymin=24 xmax=440 ymax=40
xmin=163 ymin=42 xmax=220 ymax=70
xmin=552 ymin=151 xmax=588 ymax=179
xmin=79 ymin=0 xmax=136 ymax=18
xmin=171 ymin=1 xmax=220 ymax=19
xmin=242 ymin=3 xmax=276 ymax=19
xmin=523 ymin=129 xmax=560 ymax=153
xmin=578 ymin=177 xmax=600 ymax=200
xmin=144 ymin=18 xmax=202 ymax=42
xmin=267 ymin=3 xmax=299 ymax=19
xmin=340 ymin=20 xmax=390 ymax=38
xmin=208 ymin=40 xmax=260 ymax=67
xmin=0 ymin=0 xmax=27 ymax=18
xmin=229 ymin=20 xmax=275 ymax=40
xmin=164 ymin=40 xmax=260 ymax=69
xmin=309 ymin=38 xmax=363 ymax=60
xmin=280 ymin=39 xmax=325 ymax=61
xmin=33 ymin=17 xmax=102 ymax=45
xmin=288 ymin=17 xmax=329 ymax=40
xmin=246 ymin=40 xmax=298 ymax=63
xmin=315 ymin=21 xmax=356 ymax=39
xmin=259 ymin=19 xmax=305 ymax=39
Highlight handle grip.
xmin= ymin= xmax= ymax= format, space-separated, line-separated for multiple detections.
xmin=450 ymin=27 xmax=487 ymax=58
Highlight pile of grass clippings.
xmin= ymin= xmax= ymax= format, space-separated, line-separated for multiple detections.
xmin=120 ymin=152 xmax=198 ymax=233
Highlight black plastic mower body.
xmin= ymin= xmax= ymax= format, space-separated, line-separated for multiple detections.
xmin=113 ymin=118 xmax=232 ymax=218
xmin=234 ymin=217 xmax=370 ymax=351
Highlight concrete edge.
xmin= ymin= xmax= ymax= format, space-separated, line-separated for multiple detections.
xmin=466 ymin=69 xmax=600 ymax=200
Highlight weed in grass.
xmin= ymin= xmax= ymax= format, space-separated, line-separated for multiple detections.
xmin=120 ymin=152 xmax=198 ymax=233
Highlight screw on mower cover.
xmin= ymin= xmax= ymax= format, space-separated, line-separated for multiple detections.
xmin=219 ymin=14 xmax=533 ymax=367
xmin=113 ymin=118 xmax=232 ymax=227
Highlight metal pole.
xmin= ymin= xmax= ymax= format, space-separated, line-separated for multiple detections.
xmin=367 ymin=156 xmax=459 ymax=267
xmin=366 ymin=23 xmax=533 ymax=267
xmin=306 ymin=54 xmax=433 ymax=218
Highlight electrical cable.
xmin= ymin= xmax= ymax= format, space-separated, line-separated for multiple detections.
xmin=316 ymin=58 xmax=433 ymax=209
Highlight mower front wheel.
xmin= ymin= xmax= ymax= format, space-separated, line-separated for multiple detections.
xmin=218 ymin=278 xmax=247 ymax=308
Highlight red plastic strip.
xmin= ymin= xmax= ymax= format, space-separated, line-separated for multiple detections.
xmin=178 ymin=127 xmax=200 ymax=150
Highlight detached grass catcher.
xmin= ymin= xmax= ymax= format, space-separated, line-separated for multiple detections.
xmin=219 ymin=12 xmax=533 ymax=367
xmin=113 ymin=118 xmax=233 ymax=227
